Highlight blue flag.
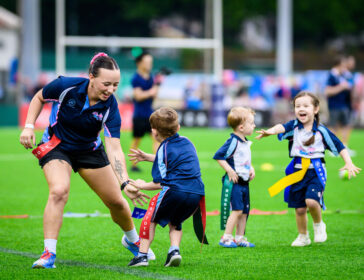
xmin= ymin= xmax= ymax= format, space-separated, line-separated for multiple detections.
xmin=131 ymin=207 xmax=147 ymax=219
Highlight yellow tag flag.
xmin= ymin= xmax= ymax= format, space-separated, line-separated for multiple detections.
xmin=268 ymin=158 xmax=311 ymax=197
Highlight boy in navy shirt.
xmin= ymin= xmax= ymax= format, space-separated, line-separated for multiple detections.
xmin=127 ymin=107 xmax=205 ymax=267
xmin=214 ymin=107 xmax=256 ymax=248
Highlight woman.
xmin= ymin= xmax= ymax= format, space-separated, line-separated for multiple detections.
xmin=130 ymin=52 xmax=160 ymax=172
xmin=20 ymin=53 xmax=154 ymax=269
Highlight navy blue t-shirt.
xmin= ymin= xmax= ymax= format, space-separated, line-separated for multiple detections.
xmin=152 ymin=133 xmax=205 ymax=195
xmin=41 ymin=76 xmax=121 ymax=152
xmin=326 ymin=70 xmax=351 ymax=110
xmin=131 ymin=72 xmax=154 ymax=119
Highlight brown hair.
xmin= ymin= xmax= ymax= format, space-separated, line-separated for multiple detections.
xmin=227 ymin=107 xmax=255 ymax=130
xmin=149 ymin=107 xmax=179 ymax=138
xmin=89 ymin=52 xmax=119 ymax=77
xmin=293 ymin=91 xmax=320 ymax=146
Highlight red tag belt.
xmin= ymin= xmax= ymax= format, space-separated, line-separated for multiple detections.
xmin=32 ymin=135 xmax=61 ymax=159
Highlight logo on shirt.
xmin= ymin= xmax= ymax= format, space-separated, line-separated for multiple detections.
xmin=92 ymin=111 xmax=103 ymax=121
xmin=67 ymin=99 xmax=76 ymax=108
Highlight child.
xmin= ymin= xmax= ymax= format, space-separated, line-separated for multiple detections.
xmin=128 ymin=107 xmax=206 ymax=267
xmin=213 ymin=107 xmax=256 ymax=248
xmin=256 ymin=91 xmax=361 ymax=246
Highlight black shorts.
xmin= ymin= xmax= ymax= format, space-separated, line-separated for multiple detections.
xmin=132 ymin=117 xmax=151 ymax=138
xmin=152 ymin=188 xmax=202 ymax=231
xmin=39 ymin=143 xmax=110 ymax=172
xmin=328 ymin=108 xmax=352 ymax=127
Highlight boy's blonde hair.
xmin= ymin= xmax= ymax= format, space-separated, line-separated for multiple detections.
xmin=149 ymin=107 xmax=179 ymax=138
xmin=227 ymin=107 xmax=255 ymax=130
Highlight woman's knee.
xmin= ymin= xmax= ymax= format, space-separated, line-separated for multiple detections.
xmin=295 ymin=207 xmax=307 ymax=216
xmin=49 ymin=184 xmax=69 ymax=204
xmin=106 ymin=196 xmax=129 ymax=211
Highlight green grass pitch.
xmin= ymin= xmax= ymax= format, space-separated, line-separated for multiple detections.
xmin=0 ymin=127 xmax=363 ymax=280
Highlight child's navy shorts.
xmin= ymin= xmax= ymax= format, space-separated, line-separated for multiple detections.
xmin=230 ymin=178 xmax=250 ymax=214
xmin=152 ymin=187 xmax=202 ymax=230
xmin=288 ymin=169 xmax=325 ymax=209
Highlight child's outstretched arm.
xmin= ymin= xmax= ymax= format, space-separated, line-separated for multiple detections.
xmin=128 ymin=148 xmax=156 ymax=164
xmin=129 ymin=179 xmax=162 ymax=191
xmin=216 ymin=160 xmax=239 ymax=183
xmin=339 ymin=149 xmax=362 ymax=179
xmin=255 ymin=124 xmax=285 ymax=139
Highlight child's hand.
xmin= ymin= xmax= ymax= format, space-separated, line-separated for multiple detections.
xmin=227 ymin=169 xmax=239 ymax=183
xmin=128 ymin=149 xmax=148 ymax=164
xmin=129 ymin=179 xmax=147 ymax=189
xmin=255 ymin=129 xmax=273 ymax=140
xmin=249 ymin=166 xmax=255 ymax=181
xmin=340 ymin=163 xmax=361 ymax=179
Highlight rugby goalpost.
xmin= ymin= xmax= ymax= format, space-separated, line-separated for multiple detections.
xmin=55 ymin=0 xmax=223 ymax=81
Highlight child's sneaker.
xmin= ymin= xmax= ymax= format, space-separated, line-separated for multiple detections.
xmin=219 ymin=236 xmax=238 ymax=248
xmin=164 ymin=249 xmax=182 ymax=267
xmin=291 ymin=233 xmax=311 ymax=247
xmin=121 ymin=235 xmax=156 ymax=260
xmin=128 ymin=255 xmax=149 ymax=267
xmin=313 ymin=221 xmax=327 ymax=243
xmin=31 ymin=249 xmax=56 ymax=268
xmin=236 ymin=236 xmax=255 ymax=247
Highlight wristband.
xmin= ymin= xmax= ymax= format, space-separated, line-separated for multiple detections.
xmin=25 ymin=124 xmax=35 ymax=129
xmin=120 ymin=180 xmax=130 ymax=191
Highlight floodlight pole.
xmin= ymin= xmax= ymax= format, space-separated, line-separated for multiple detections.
xmin=56 ymin=0 xmax=65 ymax=75
xmin=213 ymin=0 xmax=223 ymax=82
xmin=276 ymin=0 xmax=292 ymax=76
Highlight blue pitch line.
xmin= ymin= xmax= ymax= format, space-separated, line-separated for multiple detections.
xmin=0 ymin=247 xmax=187 ymax=280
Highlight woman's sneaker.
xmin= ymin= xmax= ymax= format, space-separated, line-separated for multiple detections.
xmin=31 ymin=249 xmax=56 ymax=268
xmin=164 ymin=249 xmax=182 ymax=267
xmin=291 ymin=233 xmax=311 ymax=247
xmin=313 ymin=222 xmax=327 ymax=243
xmin=219 ymin=236 xmax=238 ymax=248
xmin=236 ymin=236 xmax=255 ymax=247
xmin=128 ymin=255 xmax=148 ymax=267
xmin=121 ymin=235 xmax=156 ymax=260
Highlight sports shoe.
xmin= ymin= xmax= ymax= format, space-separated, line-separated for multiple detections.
xmin=128 ymin=255 xmax=148 ymax=267
xmin=121 ymin=235 xmax=156 ymax=260
xmin=291 ymin=233 xmax=311 ymax=247
xmin=236 ymin=236 xmax=255 ymax=247
xmin=313 ymin=222 xmax=327 ymax=243
xmin=31 ymin=249 xmax=56 ymax=268
xmin=219 ymin=236 xmax=238 ymax=248
xmin=164 ymin=249 xmax=182 ymax=267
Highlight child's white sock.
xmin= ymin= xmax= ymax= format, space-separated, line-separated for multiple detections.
xmin=313 ymin=221 xmax=323 ymax=226
xmin=124 ymin=228 xmax=139 ymax=243
xmin=168 ymin=245 xmax=179 ymax=253
xmin=235 ymin=235 xmax=244 ymax=241
xmin=223 ymin=233 xmax=234 ymax=240
xmin=44 ymin=239 xmax=57 ymax=254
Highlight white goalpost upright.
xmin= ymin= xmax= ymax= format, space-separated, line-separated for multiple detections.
xmin=55 ymin=0 xmax=223 ymax=81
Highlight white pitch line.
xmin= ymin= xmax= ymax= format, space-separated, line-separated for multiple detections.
xmin=0 ymin=247 xmax=187 ymax=280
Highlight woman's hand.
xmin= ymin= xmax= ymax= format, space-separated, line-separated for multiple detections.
xmin=20 ymin=128 xmax=36 ymax=149
xmin=124 ymin=184 xmax=150 ymax=207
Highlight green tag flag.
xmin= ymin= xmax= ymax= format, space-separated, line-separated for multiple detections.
xmin=193 ymin=196 xmax=208 ymax=245
xmin=220 ymin=175 xmax=233 ymax=230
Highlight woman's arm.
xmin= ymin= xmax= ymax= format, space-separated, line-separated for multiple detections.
xmin=19 ymin=90 xmax=45 ymax=149
xmin=133 ymin=86 xmax=159 ymax=102
xmin=255 ymin=124 xmax=285 ymax=139
xmin=104 ymin=136 xmax=129 ymax=184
